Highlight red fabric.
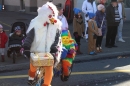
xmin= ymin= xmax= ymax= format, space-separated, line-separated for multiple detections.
xmin=65 ymin=0 xmax=71 ymax=5
xmin=62 ymin=60 xmax=71 ymax=76
xmin=0 ymin=31 xmax=8 ymax=48
xmin=67 ymin=53 xmax=73 ymax=58
xmin=64 ymin=0 xmax=72 ymax=19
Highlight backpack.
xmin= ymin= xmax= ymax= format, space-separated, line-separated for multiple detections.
xmin=63 ymin=0 xmax=73 ymax=24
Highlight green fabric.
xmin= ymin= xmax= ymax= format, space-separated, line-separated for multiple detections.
xmin=64 ymin=58 xmax=73 ymax=64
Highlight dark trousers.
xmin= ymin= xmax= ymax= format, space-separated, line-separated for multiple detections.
xmin=106 ymin=26 xmax=118 ymax=46
xmin=96 ymin=36 xmax=103 ymax=47
xmin=74 ymin=36 xmax=81 ymax=46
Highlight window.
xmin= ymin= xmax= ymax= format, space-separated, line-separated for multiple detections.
xmin=106 ymin=0 xmax=130 ymax=8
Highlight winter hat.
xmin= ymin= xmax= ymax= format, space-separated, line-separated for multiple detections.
xmin=73 ymin=8 xmax=81 ymax=15
xmin=88 ymin=13 xmax=96 ymax=19
xmin=15 ymin=26 xmax=21 ymax=31
xmin=97 ymin=4 xmax=105 ymax=11
xmin=61 ymin=30 xmax=69 ymax=37
xmin=111 ymin=0 xmax=117 ymax=2
xmin=0 ymin=24 xmax=3 ymax=29
xmin=56 ymin=3 xmax=63 ymax=11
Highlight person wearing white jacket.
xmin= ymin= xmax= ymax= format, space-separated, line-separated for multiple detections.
xmin=82 ymin=0 xmax=97 ymax=40
xmin=57 ymin=5 xmax=68 ymax=30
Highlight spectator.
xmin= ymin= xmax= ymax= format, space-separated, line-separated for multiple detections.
xmin=0 ymin=24 xmax=8 ymax=62
xmin=117 ymin=0 xmax=126 ymax=42
xmin=88 ymin=13 xmax=98 ymax=55
xmin=73 ymin=8 xmax=84 ymax=54
xmin=7 ymin=26 xmax=24 ymax=58
xmin=57 ymin=5 xmax=68 ymax=30
xmin=105 ymin=0 xmax=120 ymax=48
xmin=95 ymin=4 xmax=106 ymax=52
xmin=82 ymin=0 xmax=97 ymax=41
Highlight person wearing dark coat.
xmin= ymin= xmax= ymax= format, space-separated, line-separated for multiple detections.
xmin=105 ymin=0 xmax=120 ymax=48
xmin=95 ymin=4 xmax=106 ymax=52
xmin=7 ymin=26 xmax=24 ymax=57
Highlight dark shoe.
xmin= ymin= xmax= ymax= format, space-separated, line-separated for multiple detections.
xmin=105 ymin=45 xmax=112 ymax=48
xmin=112 ymin=45 xmax=118 ymax=47
xmin=27 ymin=80 xmax=36 ymax=86
xmin=7 ymin=50 xmax=11 ymax=58
xmin=1 ymin=55 xmax=5 ymax=62
xmin=60 ymin=74 xmax=64 ymax=82
xmin=64 ymin=76 xmax=69 ymax=81
xmin=60 ymin=74 xmax=69 ymax=81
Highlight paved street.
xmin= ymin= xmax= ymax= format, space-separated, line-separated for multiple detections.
xmin=0 ymin=57 xmax=130 ymax=86
xmin=0 ymin=11 xmax=130 ymax=66
xmin=0 ymin=11 xmax=130 ymax=86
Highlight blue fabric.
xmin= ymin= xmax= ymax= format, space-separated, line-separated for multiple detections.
xmin=73 ymin=8 xmax=81 ymax=14
xmin=61 ymin=47 xmax=68 ymax=59
xmin=95 ymin=10 xmax=107 ymax=36
xmin=89 ymin=52 xmax=95 ymax=55
xmin=88 ymin=12 xmax=96 ymax=19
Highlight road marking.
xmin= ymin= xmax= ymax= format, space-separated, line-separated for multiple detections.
xmin=0 ymin=69 xmax=130 ymax=79
xmin=0 ymin=21 xmax=11 ymax=27
xmin=71 ymin=70 xmax=130 ymax=75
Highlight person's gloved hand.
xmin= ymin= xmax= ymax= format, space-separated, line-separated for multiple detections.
xmin=69 ymin=49 xmax=75 ymax=54
xmin=23 ymin=46 xmax=30 ymax=58
xmin=61 ymin=47 xmax=68 ymax=59
xmin=86 ymin=12 xmax=89 ymax=17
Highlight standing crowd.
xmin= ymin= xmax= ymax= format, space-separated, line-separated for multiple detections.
xmin=72 ymin=0 xmax=126 ymax=55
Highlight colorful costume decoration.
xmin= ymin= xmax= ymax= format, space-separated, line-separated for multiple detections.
xmin=23 ymin=2 xmax=62 ymax=86
xmin=61 ymin=30 xmax=78 ymax=81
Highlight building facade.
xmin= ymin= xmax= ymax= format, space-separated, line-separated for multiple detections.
xmin=3 ymin=0 xmax=66 ymax=12
xmin=2 ymin=0 xmax=130 ymax=20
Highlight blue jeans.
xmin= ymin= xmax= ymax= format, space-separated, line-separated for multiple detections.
xmin=118 ymin=19 xmax=123 ymax=39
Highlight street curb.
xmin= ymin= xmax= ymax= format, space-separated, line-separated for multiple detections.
xmin=74 ymin=51 xmax=130 ymax=63
xmin=0 ymin=62 xmax=29 ymax=73
xmin=0 ymin=51 xmax=130 ymax=72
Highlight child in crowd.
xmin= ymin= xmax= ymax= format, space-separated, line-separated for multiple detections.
xmin=0 ymin=24 xmax=8 ymax=62
xmin=7 ymin=26 xmax=24 ymax=57
xmin=88 ymin=13 xmax=99 ymax=55
xmin=73 ymin=8 xmax=84 ymax=54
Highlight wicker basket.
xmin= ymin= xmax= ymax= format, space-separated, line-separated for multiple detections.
xmin=30 ymin=53 xmax=54 ymax=67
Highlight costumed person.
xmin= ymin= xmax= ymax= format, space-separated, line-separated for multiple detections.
xmin=117 ymin=0 xmax=126 ymax=42
xmin=7 ymin=26 xmax=24 ymax=58
xmin=95 ymin=4 xmax=106 ymax=52
xmin=73 ymin=8 xmax=84 ymax=54
xmin=88 ymin=13 xmax=99 ymax=55
xmin=57 ymin=4 xmax=68 ymax=30
xmin=23 ymin=2 xmax=62 ymax=86
xmin=0 ymin=24 xmax=8 ymax=62
xmin=105 ymin=0 xmax=120 ymax=48
xmin=82 ymin=0 xmax=97 ymax=41
xmin=61 ymin=30 xmax=78 ymax=81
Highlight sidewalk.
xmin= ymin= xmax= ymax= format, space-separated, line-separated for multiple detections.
xmin=0 ymin=11 xmax=130 ymax=72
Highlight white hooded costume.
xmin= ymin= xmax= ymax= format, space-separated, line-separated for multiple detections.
xmin=24 ymin=2 xmax=62 ymax=67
